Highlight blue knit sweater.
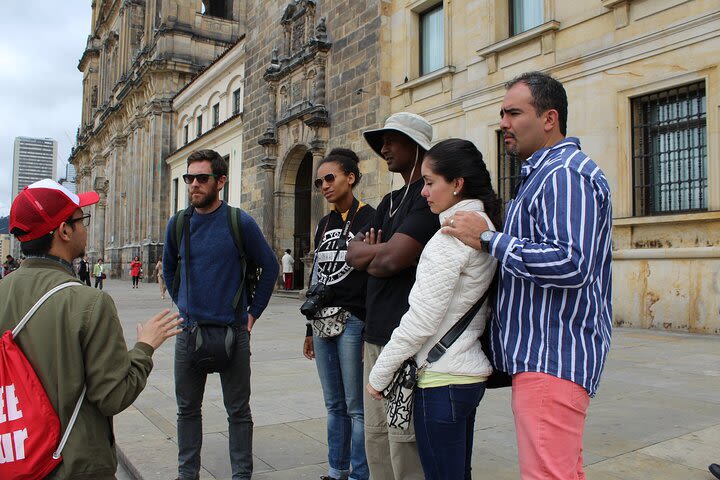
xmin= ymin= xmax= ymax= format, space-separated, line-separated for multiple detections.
xmin=163 ymin=202 xmax=279 ymax=326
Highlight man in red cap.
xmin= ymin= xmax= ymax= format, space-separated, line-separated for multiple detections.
xmin=0 ymin=179 xmax=181 ymax=479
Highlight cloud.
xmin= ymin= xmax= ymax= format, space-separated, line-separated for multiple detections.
xmin=0 ymin=1 xmax=90 ymax=216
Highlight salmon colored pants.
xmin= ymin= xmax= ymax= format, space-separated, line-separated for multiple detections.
xmin=511 ymin=372 xmax=590 ymax=480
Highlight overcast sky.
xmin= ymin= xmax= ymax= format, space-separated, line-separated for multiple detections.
xmin=0 ymin=1 xmax=91 ymax=216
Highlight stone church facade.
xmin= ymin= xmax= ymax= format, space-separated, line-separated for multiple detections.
xmin=69 ymin=0 xmax=245 ymax=278
xmin=240 ymin=0 xmax=396 ymax=287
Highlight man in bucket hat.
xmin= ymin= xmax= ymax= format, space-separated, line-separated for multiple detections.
xmin=347 ymin=112 xmax=437 ymax=479
xmin=0 ymin=179 xmax=181 ymax=479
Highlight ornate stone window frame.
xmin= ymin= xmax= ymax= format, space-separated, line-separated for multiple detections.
xmin=475 ymin=0 xmax=558 ymax=74
xmin=396 ymin=0 xmax=455 ymax=101
xmin=476 ymin=20 xmax=560 ymax=74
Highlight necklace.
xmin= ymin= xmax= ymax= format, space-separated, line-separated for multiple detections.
xmin=388 ymin=147 xmax=419 ymax=218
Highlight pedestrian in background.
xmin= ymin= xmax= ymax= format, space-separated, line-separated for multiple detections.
xmin=77 ymin=254 xmax=91 ymax=286
xmin=93 ymin=258 xmax=105 ymax=289
xmin=156 ymin=258 xmax=166 ymax=299
xmin=131 ymin=255 xmax=142 ymax=288
xmin=282 ymin=248 xmax=294 ymax=290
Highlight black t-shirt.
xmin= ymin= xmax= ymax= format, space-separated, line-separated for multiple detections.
xmin=364 ymin=178 xmax=439 ymax=345
xmin=313 ymin=203 xmax=375 ymax=320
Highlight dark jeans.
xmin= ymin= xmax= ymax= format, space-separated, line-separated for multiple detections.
xmin=94 ymin=276 xmax=103 ymax=289
xmin=175 ymin=327 xmax=253 ymax=480
xmin=132 ymin=275 xmax=140 ymax=287
xmin=414 ymin=382 xmax=486 ymax=480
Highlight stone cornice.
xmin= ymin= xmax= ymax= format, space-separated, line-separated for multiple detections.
xmin=476 ymin=20 xmax=561 ymax=60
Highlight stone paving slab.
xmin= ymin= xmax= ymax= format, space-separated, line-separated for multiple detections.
xmin=100 ymin=279 xmax=720 ymax=479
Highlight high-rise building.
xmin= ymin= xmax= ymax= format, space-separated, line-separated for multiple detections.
xmin=12 ymin=137 xmax=58 ymax=198
xmin=58 ymin=162 xmax=77 ymax=193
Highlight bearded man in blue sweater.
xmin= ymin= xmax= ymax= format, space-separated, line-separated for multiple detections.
xmin=163 ymin=149 xmax=279 ymax=480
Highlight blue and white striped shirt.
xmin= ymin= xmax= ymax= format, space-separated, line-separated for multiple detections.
xmin=486 ymin=137 xmax=612 ymax=396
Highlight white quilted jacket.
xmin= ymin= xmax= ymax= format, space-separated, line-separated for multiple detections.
xmin=369 ymin=199 xmax=498 ymax=391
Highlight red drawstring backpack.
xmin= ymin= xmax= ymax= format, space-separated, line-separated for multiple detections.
xmin=0 ymin=282 xmax=85 ymax=479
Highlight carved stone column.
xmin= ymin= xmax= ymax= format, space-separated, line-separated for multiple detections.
xmin=93 ymin=177 xmax=110 ymax=262
xmin=258 ymin=159 xmax=277 ymax=241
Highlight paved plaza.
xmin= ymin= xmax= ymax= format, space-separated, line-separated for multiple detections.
xmin=102 ymin=279 xmax=720 ymax=479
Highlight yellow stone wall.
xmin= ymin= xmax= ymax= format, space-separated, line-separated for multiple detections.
xmin=388 ymin=0 xmax=720 ymax=333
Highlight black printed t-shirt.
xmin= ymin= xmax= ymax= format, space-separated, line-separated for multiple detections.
xmin=313 ymin=203 xmax=376 ymax=320
xmin=364 ymin=178 xmax=439 ymax=345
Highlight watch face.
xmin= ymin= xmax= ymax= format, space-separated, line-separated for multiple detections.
xmin=481 ymin=230 xmax=494 ymax=242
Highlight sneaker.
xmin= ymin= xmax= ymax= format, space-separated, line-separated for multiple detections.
xmin=710 ymin=464 xmax=720 ymax=480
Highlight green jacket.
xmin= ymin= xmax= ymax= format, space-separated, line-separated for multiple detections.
xmin=0 ymin=258 xmax=155 ymax=479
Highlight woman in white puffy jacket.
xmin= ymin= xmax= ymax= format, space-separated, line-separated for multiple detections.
xmin=366 ymin=138 xmax=500 ymax=480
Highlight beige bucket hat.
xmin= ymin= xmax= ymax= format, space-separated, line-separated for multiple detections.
xmin=363 ymin=112 xmax=433 ymax=158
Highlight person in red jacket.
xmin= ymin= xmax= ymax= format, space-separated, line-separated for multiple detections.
xmin=130 ymin=256 xmax=142 ymax=289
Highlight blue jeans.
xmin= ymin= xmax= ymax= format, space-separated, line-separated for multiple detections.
xmin=175 ymin=327 xmax=252 ymax=480
xmin=414 ymin=382 xmax=486 ymax=480
xmin=313 ymin=315 xmax=369 ymax=480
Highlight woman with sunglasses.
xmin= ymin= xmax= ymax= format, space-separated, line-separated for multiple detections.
xmin=302 ymin=148 xmax=374 ymax=480
xmin=366 ymin=139 xmax=501 ymax=480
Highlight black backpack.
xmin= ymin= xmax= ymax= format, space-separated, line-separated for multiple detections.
xmin=168 ymin=205 xmax=261 ymax=310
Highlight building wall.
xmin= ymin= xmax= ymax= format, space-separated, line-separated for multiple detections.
xmin=388 ymin=0 xmax=720 ymax=333
xmin=242 ymin=0 xmax=393 ymax=288
xmin=69 ymin=0 xmax=245 ymax=279
xmin=167 ymin=40 xmax=246 ymax=215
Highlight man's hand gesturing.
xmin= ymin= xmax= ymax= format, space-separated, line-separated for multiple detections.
xmin=136 ymin=309 xmax=182 ymax=350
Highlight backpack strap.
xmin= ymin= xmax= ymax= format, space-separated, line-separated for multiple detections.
xmin=227 ymin=206 xmax=247 ymax=311
xmin=170 ymin=207 xmax=193 ymax=299
xmin=12 ymin=282 xmax=81 ymax=338
xmin=11 ymin=281 xmax=87 ymax=460
xmin=53 ymin=384 xmax=87 ymax=459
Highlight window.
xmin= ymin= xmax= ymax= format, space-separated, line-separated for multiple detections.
xmin=222 ymin=154 xmax=230 ymax=202
xmin=510 ymin=0 xmax=543 ymax=35
xmin=212 ymin=103 xmax=220 ymax=127
xmin=183 ymin=125 xmax=189 ymax=145
xmin=496 ymin=130 xmax=523 ymax=219
xmin=232 ymin=88 xmax=241 ymax=115
xmin=632 ymin=81 xmax=707 ymax=216
xmin=201 ymin=0 xmax=232 ymax=20
xmin=173 ymin=178 xmax=179 ymax=213
xmin=196 ymin=115 xmax=202 ymax=138
xmin=420 ymin=4 xmax=444 ymax=76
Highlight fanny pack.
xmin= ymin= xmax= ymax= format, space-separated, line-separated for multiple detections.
xmin=187 ymin=322 xmax=237 ymax=373
xmin=311 ymin=307 xmax=350 ymax=338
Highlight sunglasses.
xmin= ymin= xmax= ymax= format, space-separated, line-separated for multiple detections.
xmin=182 ymin=173 xmax=219 ymax=184
xmin=314 ymin=173 xmax=336 ymax=189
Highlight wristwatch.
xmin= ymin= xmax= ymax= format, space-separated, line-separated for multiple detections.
xmin=479 ymin=230 xmax=495 ymax=253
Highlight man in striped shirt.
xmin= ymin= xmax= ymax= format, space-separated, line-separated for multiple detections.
xmin=445 ymin=71 xmax=612 ymax=480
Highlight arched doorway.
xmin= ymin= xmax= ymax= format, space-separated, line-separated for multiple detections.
xmin=293 ymin=151 xmax=313 ymax=289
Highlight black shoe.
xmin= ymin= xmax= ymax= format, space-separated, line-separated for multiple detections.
xmin=320 ymin=476 xmax=340 ymax=480
xmin=710 ymin=464 xmax=720 ymax=480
